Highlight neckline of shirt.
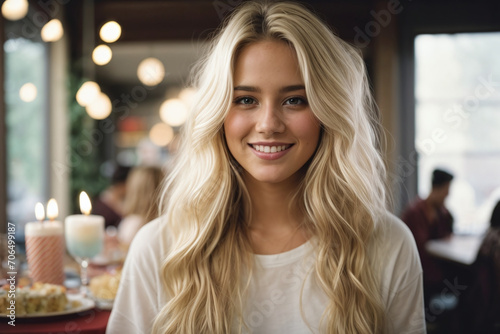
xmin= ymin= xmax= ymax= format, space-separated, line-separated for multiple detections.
xmin=253 ymin=239 xmax=315 ymax=268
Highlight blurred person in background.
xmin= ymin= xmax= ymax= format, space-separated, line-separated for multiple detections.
xmin=477 ymin=200 xmax=500 ymax=286
xmin=117 ymin=166 xmax=164 ymax=246
xmin=92 ymin=165 xmax=131 ymax=228
xmin=401 ymin=168 xmax=454 ymax=302
xmin=460 ymin=200 xmax=500 ymax=333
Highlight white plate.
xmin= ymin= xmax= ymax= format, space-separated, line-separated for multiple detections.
xmin=93 ymin=296 xmax=114 ymax=310
xmin=1 ymin=294 xmax=95 ymax=318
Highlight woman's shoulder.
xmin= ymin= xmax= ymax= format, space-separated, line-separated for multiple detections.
xmin=109 ymin=217 xmax=169 ymax=332
xmin=126 ymin=217 xmax=170 ymax=265
xmin=371 ymin=212 xmax=426 ymax=333
xmin=375 ymin=211 xmax=416 ymax=245
xmin=369 ymin=210 xmax=422 ymax=285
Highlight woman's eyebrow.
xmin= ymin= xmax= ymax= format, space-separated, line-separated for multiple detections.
xmin=233 ymin=85 xmax=305 ymax=93
xmin=234 ymin=85 xmax=259 ymax=92
xmin=279 ymin=85 xmax=305 ymax=93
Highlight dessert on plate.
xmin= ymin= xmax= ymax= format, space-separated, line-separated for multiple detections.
xmin=89 ymin=269 xmax=121 ymax=301
xmin=0 ymin=282 xmax=68 ymax=315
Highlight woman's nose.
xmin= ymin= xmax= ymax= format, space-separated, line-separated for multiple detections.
xmin=255 ymin=104 xmax=285 ymax=135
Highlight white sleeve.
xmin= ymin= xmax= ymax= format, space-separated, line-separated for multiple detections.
xmin=106 ymin=220 xmax=164 ymax=334
xmin=386 ymin=274 xmax=426 ymax=334
xmin=378 ymin=213 xmax=427 ymax=334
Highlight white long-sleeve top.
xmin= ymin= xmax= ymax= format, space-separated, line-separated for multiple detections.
xmin=107 ymin=213 xmax=426 ymax=334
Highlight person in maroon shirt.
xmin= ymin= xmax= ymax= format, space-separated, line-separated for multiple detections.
xmin=401 ymin=169 xmax=454 ymax=301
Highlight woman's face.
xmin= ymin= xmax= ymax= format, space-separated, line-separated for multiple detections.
xmin=224 ymin=40 xmax=321 ymax=186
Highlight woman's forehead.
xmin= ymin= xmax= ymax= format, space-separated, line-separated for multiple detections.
xmin=232 ymin=40 xmax=303 ymax=86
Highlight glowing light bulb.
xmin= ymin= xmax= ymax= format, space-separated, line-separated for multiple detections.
xmin=159 ymin=98 xmax=188 ymax=127
xmin=137 ymin=57 xmax=165 ymax=86
xmin=19 ymin=83 xmax=37 ymax=102
xmin=149 ymin=123 xmax=174 ymax=146
xmin=41 ymin=19 xmax=64 ymax=42
xmin=76 ymin=81 xmax=101 ymax=107
xmin=100 ymin=21 xmax=121 ymax=43
xmin=1 ymin=0 xmax=28 ymax=21
xmin=85 ymin=92 xmax=112 ymax=120
xmin=92 ymin=45 xmax=112 ymax=66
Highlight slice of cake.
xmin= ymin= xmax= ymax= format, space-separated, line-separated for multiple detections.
xmin=0 ymin=283 xmax=68 ymax=315
xmin=0 ymin=285 xmax=9 ymax=314
xmin=30 ymin=282 xmax=68 ymax=313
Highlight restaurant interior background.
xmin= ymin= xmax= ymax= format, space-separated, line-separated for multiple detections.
xmin=1 ymin=0 xmax=500 ymax=241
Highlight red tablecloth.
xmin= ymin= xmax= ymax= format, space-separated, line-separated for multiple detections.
xmin=0 ymin=308 xmax=110 ymax=334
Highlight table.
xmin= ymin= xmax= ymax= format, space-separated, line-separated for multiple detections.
xmin=425 ymin=234 xmax=484 ymax=266
xmin=0 ymin=308 xmax=110 ymax=334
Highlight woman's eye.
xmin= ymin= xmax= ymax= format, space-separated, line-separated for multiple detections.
xmin=235 ymin=97 xmax=255 ymax=105
xmin=284 ymin=97 xmax=307 ymax=105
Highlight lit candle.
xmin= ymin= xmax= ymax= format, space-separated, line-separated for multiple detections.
xmin=47 ymin=198 xmax=58 ymax=221
xmin=64 ymin=192 xmax=105 ymax=259
xmin=35 ymin=202 xmax=44 ymax=222
xmin=25 ymin=200 xmax=65 ymax=285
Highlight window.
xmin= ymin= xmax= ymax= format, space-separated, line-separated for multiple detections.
xmin=415 ymin=32 xmax=500 ymax=234
xmin=5 ymin=37 xmax=48 ymax=245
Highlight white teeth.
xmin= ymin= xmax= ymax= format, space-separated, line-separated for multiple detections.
xmin=252 ymin=145 xmax=289 ymax=153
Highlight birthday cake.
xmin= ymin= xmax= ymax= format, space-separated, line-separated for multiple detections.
xmin=0 ymin=282 xmax=68 ymax=315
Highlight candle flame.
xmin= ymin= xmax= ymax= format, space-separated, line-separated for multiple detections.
xmin=35 ymin=202 xmax=45 ymax=221
xmin=80 ymin=191 xmax=92 ymax=215
xmin=47 ymin=198 xmax=59 ymax=220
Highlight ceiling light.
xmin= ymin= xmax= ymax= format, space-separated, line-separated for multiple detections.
xmin=92 ymin=45 xmax=112 ymax=66
xmin=149 ymin=123 xmax=174 ymax=146
xmin=100 ymin=21 xmax=121 ymax=43
xmin=159 ymin=98 xmax=188 ymax=127
xmin=76 ymin=81 xmax=101 ymax=107
xmin=137 ymin=57 xmax=165 ymax=86
xmin=41 ymin=19 xmax=64 ymax=42
xmin=19 ymin=83 xmax=37 ymax=102
xmin=1 ymin=0 xmax=28 ymax=21
xmin=86 ymin=92 xmax=112 ymax=120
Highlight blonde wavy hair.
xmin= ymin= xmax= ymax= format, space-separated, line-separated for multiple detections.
xmin=154 ymin=1 xmax=388 ymax=333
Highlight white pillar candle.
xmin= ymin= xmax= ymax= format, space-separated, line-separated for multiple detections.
xmin=64 ymin=214 xmax=104 ymax=258
xmin=64 ymin=191 xmax=104 ymax=259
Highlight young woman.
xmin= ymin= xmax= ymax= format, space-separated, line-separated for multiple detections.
xmin=117 ymin=165 xmax=164 ymax=246
xmin=107 ymin=2 xmax=425 ymax=333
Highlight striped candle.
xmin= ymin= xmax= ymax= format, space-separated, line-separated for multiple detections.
xmin=25 ymin=221 xmax=65 ymax=285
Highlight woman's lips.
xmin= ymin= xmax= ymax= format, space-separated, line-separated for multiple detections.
xmin=248 ymin=143 xmax=294 ymax=160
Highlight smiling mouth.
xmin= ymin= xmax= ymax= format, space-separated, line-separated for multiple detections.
xmin=250 ymin=144 xmax=293 ymax=153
